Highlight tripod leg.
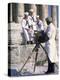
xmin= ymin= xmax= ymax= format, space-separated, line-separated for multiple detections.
xmin=39 ymin=43 xmax=48 ymax=58
xmin=33 ymin=49 xmax=38 ymax=72
xmin=19 ymin=45 xmax=37 ymax=72
xmin=19 ymin=56 xmax=31 ymax=72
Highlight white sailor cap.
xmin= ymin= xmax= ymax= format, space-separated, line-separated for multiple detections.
xmin=24 ymin=12 xmax=29 ymax=16
xmin=29 ymin=9 xmax=34 ymax=12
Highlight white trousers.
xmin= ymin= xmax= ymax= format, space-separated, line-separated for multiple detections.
xmin=23 ymin=29 xmax=34 ymax=42
xmin=23 ymin=29 xmax=30 ymax=42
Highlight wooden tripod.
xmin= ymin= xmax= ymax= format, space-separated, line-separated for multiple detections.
xmin=19 ymin=43 xmax=48 ymax=72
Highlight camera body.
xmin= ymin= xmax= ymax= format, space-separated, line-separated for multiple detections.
xmin=34 ymin=30 xmax=49 ymax=43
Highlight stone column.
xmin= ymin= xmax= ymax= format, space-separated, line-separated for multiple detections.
xmin=51 ymin=6 xmax=57 ymax=27
xmin=17 ymin=3 xmax=24 ymax=23
xmin=10 ymin=3 xmax=13 ymax=22
xmin=30 ymin=4 xmax=37 ymax=15
xmin=41 ymin=5 xmax=48 ymax=29
xmin=18 ymin=3 xmax=24 ymax=17
xmin=37 ymin=5 xmax=42 ymax=20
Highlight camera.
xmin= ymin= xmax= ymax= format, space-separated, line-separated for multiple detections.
xmin=34 ymin=30 xmax=49 ymax=43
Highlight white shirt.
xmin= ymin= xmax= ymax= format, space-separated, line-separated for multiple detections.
xmin=36 ymin=20 xmax=44 ymax=31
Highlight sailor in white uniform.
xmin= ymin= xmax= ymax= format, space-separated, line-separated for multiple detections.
xmin=22 ymin=12 xmax=30 ymax=44
xmin=36 ymin=15 xmax=44 ymax=31
xmin=28 ymin=9 xmax=37 ymax=31
xmin=22 ymin=12 xmax=34 ymax=44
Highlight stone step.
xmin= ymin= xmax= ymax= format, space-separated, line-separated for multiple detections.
xmin=8 ymin=44 xmax=47 ymax=64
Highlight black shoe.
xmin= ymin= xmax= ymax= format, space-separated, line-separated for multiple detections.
xmin=45 ymin=69 xmax=54 ymax=74
xmin=45 ymin=70 xmax=55 ymax=74
xmin=45 ymin=71 xmax=50 ymax=74
xmin=30 ymin=41 xmax=33 ymax=44
xmin=45 ymin=70 xmax=52 ymax=74
xmin=27 ymin=41 xmax=30 ymax=44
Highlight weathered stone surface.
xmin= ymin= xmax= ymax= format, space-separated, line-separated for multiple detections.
xmin=8 ymin=44 xmax=47 ymax=64
xmin=8 ymin=22 xmax=23 ymax=44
